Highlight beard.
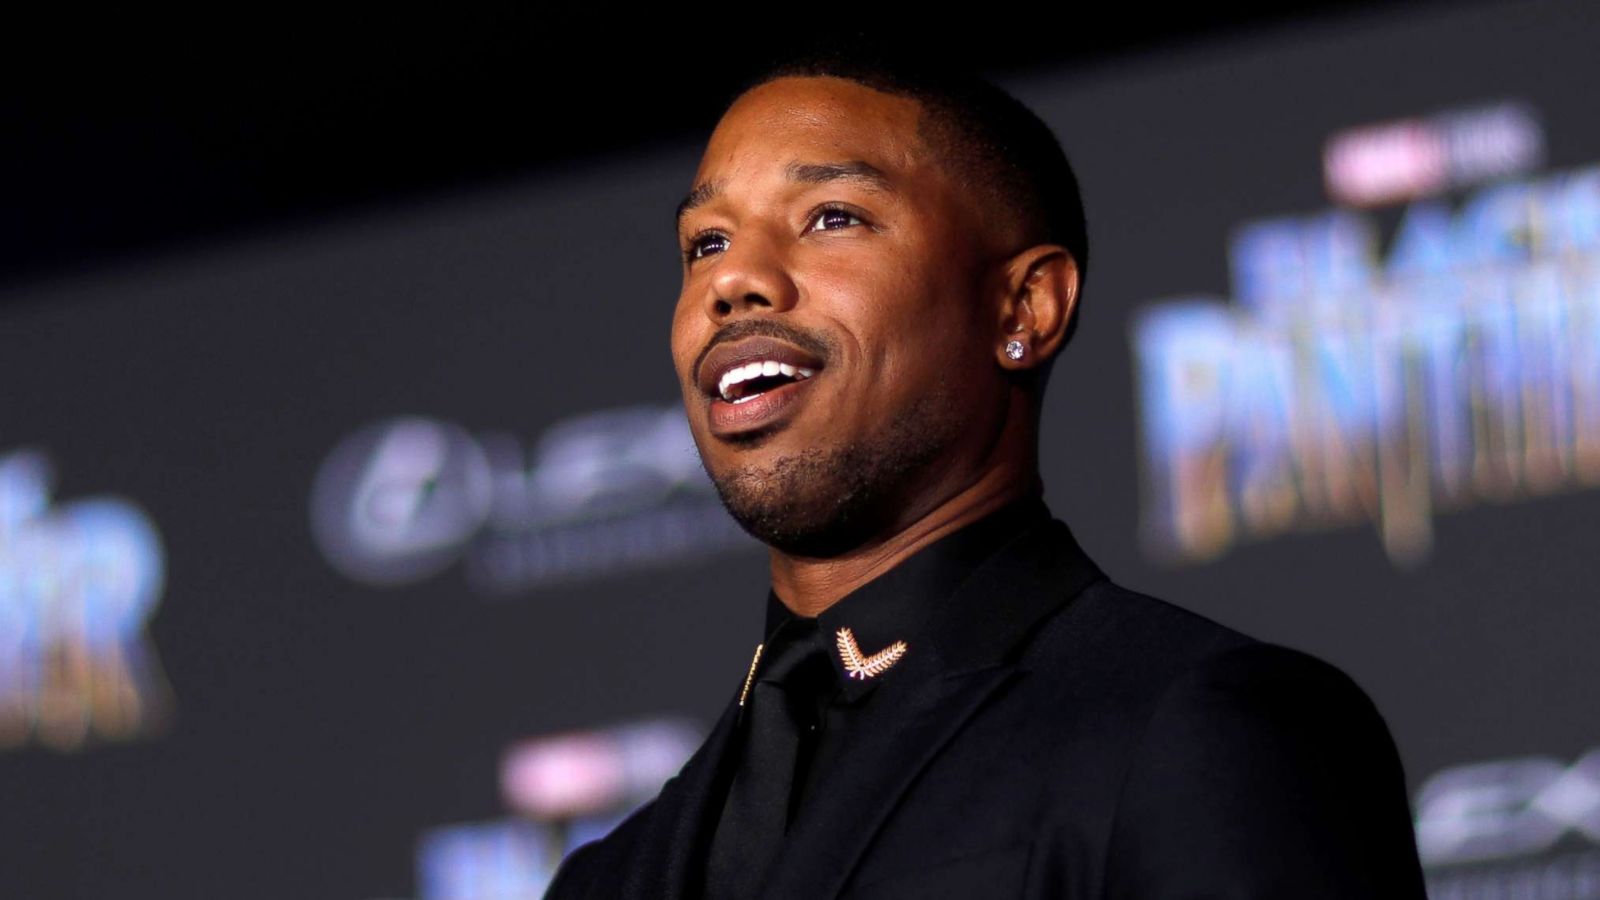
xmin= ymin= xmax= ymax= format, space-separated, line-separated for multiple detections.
xmin=703 ymin=377 xmax=967 ymax=558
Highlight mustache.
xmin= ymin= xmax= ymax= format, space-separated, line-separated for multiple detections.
xmin=693 ymin=317 xmax=835 ymax=379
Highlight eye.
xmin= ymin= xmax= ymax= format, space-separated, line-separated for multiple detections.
xmin=683 ymin=230 xmax=729 ymax=264
xmin=807 ymin=204 xmax=865 ymax=233
xmin=682 ymin=205 xmax=867 ymax=265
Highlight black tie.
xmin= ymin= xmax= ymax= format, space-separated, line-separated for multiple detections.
xmin=702 ymin=616 xmax=833 ymax=900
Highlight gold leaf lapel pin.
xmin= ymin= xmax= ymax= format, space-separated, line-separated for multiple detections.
xmin=835 ymin=627 xmax=908 ymax=680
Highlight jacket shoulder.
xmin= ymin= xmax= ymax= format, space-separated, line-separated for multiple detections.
xmin=1089 ymin=600 xmax=1426 ymax=895
xmin=1022 ymin=576 xmax=1264 ymax=686
xmin=1027 ymin=576 xmax=1391 ymax=727
xmin=1009 ymin=577 xmax=1425 ymax=896
xmin=1020 ymin=575 xmax=1400 ymax=738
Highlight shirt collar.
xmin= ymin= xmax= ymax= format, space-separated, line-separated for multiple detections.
xmin=761 ymin=491 xmax=1056 ymax=703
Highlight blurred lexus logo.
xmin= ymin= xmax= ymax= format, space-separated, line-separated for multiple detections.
xmin=1416 ymin=748 xmax=1600 ymax=866
xmin=312 ymin=417 xmax=494 ymax=585
xmin=311 ymin=408 xmax=748 ymax=591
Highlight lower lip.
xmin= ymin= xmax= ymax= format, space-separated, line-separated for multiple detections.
xmin=708 ymin=375 xmax=819 ymax=437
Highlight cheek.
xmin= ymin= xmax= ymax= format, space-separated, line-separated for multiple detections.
xmin=832 ymin=265 xmax=979 ymax=377
xmin=808 ymin=248 xmax=977 ymax=387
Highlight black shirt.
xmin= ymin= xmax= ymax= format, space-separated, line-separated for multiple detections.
xmin=702 ymin=491 xmax=1054 ymax=882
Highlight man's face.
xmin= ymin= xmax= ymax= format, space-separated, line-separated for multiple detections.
xmin=671 ymin=76 xmax=1009 ymax=556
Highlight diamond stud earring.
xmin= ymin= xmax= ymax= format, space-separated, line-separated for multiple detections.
xmin=1005 ymin=339 xmax=1026 ymax=360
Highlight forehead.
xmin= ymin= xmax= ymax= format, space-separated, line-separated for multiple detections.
xmin=694 ymin=75 xmax=936 ymax=188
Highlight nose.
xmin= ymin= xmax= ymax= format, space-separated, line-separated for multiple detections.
xmin=704 ymin=229 xmax=798 ymax=322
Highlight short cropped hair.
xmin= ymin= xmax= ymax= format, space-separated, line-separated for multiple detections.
xmin=724 ymin=38 xmax=1090 ymax=354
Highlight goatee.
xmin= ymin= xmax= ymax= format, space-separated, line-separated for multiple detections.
xmin=705 ymin=384 xmax=963 ymax=557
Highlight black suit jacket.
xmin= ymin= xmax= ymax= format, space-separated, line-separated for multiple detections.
xmin=545 ymin=514 xmax=1428 ymax=898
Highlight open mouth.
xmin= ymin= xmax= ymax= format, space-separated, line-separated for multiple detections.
xmin=695 ymin=335 xmax=829 ymax=438
xmin=717 ymin=360 xmax=816 ymax=404
xmin=707 ymin=360 xmax=821 ymax=437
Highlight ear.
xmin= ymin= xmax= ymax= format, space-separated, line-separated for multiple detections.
xmin=995 ymin=245 xmax=1079 ymax=372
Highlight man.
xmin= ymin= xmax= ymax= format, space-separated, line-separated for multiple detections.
xmin=546 ymin=44 xmax=1427 ymax=900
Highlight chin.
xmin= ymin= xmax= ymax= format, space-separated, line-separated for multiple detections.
xmin=701 ymin=375 xmax=970 ymax=556
xmin=705 ymin=439 xmax=931 ymax=559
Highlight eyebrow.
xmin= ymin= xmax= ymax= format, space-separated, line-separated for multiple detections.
xmin=674 ymin=159 xmax=895 ymax=227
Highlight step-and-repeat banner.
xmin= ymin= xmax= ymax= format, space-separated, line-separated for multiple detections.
xmin=3 ymin=3 xmax=1595 ymax=897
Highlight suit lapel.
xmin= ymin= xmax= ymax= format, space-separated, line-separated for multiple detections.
xmin=621 ymin=686 xmax=743 ymax=900
xmin=758 ymin=516 xmax=1107 ymax=900
xmin=759 ymin=662 xmax=1018 ymax=899
xmin=622 ymin=516 xmax=1107 ymax=900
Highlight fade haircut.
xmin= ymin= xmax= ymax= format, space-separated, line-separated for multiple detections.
xmin=723 ymin=38 xmax=1090 ymax=361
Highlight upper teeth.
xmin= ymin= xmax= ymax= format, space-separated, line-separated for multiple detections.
xmin=718 ymin=360 xmax=816 ymax=401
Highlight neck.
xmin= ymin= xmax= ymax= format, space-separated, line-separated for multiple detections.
xmin=767 ymin=462 xmax=1044 ymax=618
